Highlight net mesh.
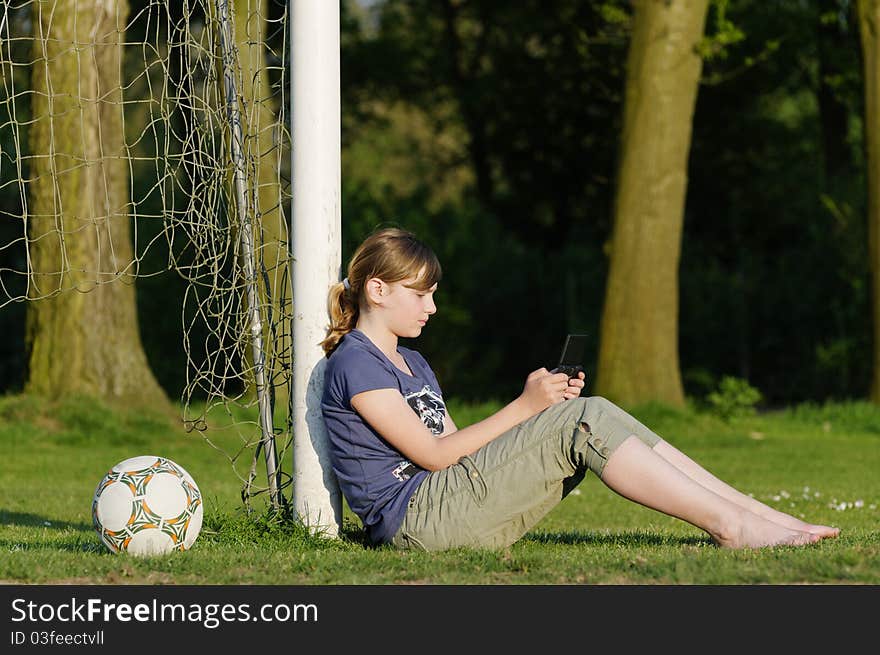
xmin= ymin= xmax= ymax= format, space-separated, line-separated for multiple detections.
xmin=0 ymin=0 xmax=293 ymax=509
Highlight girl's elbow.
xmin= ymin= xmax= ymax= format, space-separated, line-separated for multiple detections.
xmin=419 ymin=453 xmax=455 ymax=472
xmin=412 ymin=441 xmax=461 ymax=471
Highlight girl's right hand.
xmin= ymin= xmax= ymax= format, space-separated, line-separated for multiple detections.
xmin=518 ymin=368 xmax=570 ymax=416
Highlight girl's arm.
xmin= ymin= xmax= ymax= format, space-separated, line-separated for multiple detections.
xmin=439 ymin=413 xmax=458 ymax=437
xmin=351 ymin=368 xmax=571 ymax=471
xmin=439 ymin=372 xmax=585 ymax=438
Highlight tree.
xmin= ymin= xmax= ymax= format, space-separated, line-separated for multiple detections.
xmin=860 ymin=0 xmax=880 ymax=402
xmin=231 ymin=0 xmax=290 ymax=407
xmin=594 ymin=0 xmax=710 ymax=408
xmin=25 ymin=0 xmax=167 ymax=407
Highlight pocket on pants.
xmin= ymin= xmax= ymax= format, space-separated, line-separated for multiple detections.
xmin=458 ymin=456 xmax=488 ymax=506
xmin=393 ymin=529 xmax=428 ymax=552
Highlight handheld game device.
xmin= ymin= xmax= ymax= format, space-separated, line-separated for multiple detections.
xmin=550 ymin=333 xmax=587 ymax=381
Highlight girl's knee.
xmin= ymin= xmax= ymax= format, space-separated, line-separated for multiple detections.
xmin=578 ymin=395 xmax=663 ymax=452
xmin=583 ymin=395 xmax=615 ymax=411
xmin=558 ymin=396 xmax=610 ymax=427
xmin=561 ymin=396 xmax=592 ymax=423
xmin=577 ymin=395 xmax=616 ymax=423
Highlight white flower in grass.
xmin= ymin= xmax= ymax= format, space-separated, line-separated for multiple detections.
xmin=570 ymin=489 xmax=582 ymax=496
xmin=772 ymin=495 xmax=781 ymax=502
xmin=828 ymin=499 xmax=866 ymax=510
xmin=780 ymin=490 xmax=790 ymax=499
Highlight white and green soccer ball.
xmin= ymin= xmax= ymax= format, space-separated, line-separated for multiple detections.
xmin=92 ymin=455 xmax=204 ymax=557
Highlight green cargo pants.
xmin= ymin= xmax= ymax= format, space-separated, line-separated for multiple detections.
xmin=390 ymin=396 xmax=663 ymax=551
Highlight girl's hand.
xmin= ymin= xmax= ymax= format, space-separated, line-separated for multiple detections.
xmin=518 ymin=368 xmax=570 ymax=415
xmin=564 ymin=371 xmax=586 ymax=400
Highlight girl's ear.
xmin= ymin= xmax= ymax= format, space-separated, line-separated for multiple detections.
xmin=364 ymin=277 xmax=385 ymax=304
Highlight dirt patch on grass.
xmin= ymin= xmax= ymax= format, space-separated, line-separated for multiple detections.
xmin=0 ymin=576 xmax=98 ymax=585
xmin=34 ymin=414 xmax=64 ymax=433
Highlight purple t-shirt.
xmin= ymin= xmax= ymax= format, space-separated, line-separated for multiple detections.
xmin=321 ymin=329 xmax=446 ymax=544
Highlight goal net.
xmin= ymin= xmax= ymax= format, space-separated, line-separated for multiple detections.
xmin=0 ymin=0 xmax=293 ymax=510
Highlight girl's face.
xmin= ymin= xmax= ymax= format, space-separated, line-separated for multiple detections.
xmin=378 ymin=276 xmax=438 ymax=339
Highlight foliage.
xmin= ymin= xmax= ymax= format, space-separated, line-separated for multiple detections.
xmin=340 ymin=0 xmax=871 ymax=405
xmin=0 ymin=0 xmax=875 ymax=407
xmin=697 ymin=0 xmax=746 ymax=63
xmin=681 ymin=0 xmax=867 ymax=405
xmin=705 ymin=376 xmax=763 ymax=420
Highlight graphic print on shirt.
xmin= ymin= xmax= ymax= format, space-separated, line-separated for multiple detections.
xmin=390 ymin=386 xmax=446 ymax=483
xmin=404 ymin=385 xmax=446 ymax=435
xmin=391 ymin=460 xmax=420 ymax=482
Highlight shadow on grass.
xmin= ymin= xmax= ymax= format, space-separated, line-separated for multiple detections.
xmin=0 ymin=538 xmax=108 ymax=554
xmin=523 ymin=530 xmax=709 ymax=548
xmin=340 ymin=525 xmax=372 ymax=548
xmin=0 ymin=509 xmax=92 ymax=532
xmin=326 ymin=525 xmax=711 ymax=551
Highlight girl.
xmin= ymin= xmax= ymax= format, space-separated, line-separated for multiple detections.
xmin=320 ymin=227 xmax=840 ymax=551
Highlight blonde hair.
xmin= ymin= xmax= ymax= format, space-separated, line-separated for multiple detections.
xmin=320 ymin=227 xmax=441 ymax=356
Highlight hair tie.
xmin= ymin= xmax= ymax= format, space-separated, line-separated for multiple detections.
xmin=342 ymin=277 xmax=351 ymax=291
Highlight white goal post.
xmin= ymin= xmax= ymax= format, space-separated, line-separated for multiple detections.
xmin=290 ymin=0 xmax=343 ymax=537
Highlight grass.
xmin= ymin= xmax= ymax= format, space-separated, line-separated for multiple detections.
xmin=0 ymin=393 xmax=878 ymax=584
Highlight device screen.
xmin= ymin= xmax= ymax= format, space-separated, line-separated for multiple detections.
xmin=558 ymin=334 xmax=587 ymax=367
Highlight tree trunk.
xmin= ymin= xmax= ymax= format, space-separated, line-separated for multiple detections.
xmin=594 ymin=0 xmax=709 ymax=408
xmin=232 ymin=0 xmax=289 ymax=407
xmin=861 ymin=0 xmax=880 ymax=402
xmin=26 ymin=0 xmax=167 ymax=408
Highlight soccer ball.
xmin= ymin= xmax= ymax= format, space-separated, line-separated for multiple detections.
xmin=92 ymin=455 xmax=204 ymax=557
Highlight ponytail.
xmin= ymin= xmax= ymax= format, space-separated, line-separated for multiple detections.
xmin=320 ymin=281 xmax=358 ymax=356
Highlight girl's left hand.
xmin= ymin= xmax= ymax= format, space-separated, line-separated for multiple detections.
xmin=563 ymin=371 xmax=586 ymax=400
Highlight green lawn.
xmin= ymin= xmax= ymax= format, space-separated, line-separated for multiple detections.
xmin=1 ymin=393 xmax=878 ymax=584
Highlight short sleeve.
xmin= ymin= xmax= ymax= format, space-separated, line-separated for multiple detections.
xmin=327 ymin=346 xmax=399 ymax=407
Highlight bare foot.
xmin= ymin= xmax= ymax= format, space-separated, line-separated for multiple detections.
xmin=753 ymin=506 xmax=840 ymax=540
xmin=713 ymin=510 xmax=822 ymax=549
xmin=763 ymin=513 xmax=840 ymax=540
xmin=803 ymin=524 xmax=840 ymax=539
